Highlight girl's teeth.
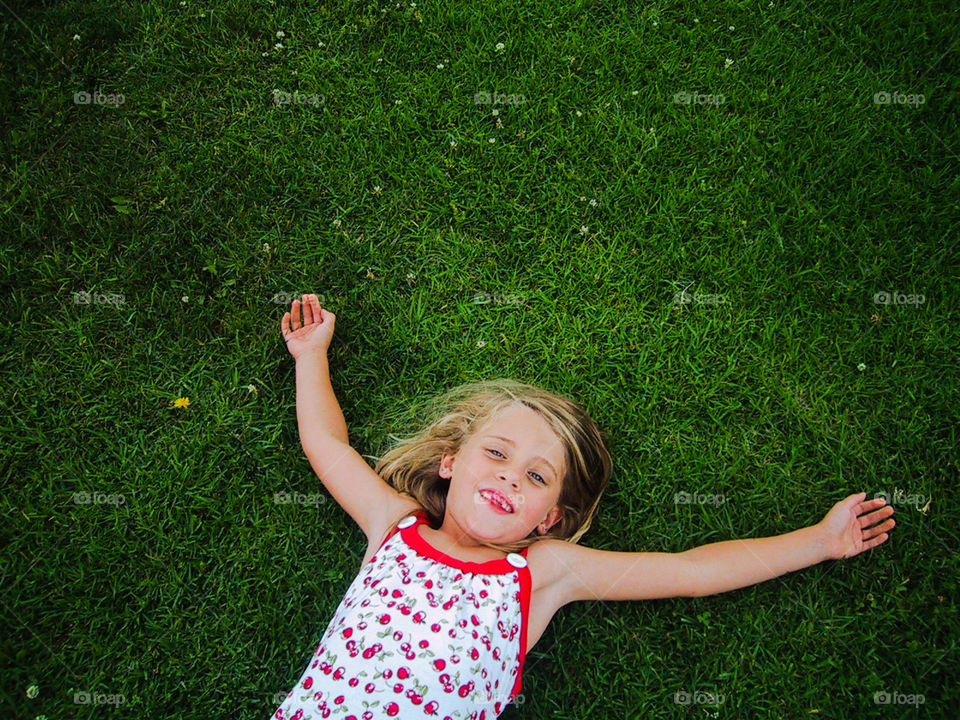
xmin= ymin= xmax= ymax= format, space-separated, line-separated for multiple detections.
xmin=485 ymin=492 xmax=510 ymax=511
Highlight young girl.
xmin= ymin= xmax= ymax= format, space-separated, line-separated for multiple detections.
xmin=271 ymin=294 xmax=896 ymax=720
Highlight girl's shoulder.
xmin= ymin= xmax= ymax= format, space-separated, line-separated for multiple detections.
xmin=365 ymin=498 xmax=426 ymax=550
xmin=525 ymin=538 xmax=577 ymax=595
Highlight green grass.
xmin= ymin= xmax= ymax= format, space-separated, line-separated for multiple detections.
xmin=2 ymin=0 xmax=958 ymax=717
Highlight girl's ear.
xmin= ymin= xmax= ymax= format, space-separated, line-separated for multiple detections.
xmin=538 ymin=505 xmax=564 ymax=534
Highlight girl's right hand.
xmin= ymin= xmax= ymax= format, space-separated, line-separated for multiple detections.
xmin=281 ymin=294 xmax=336 ymax=361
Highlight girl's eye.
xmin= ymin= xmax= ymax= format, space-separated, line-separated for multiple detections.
xmin=486 ymin=449 xmax=547 ymax=484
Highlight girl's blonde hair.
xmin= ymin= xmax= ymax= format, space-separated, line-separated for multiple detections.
xmin=373 ymin=378 xmax=613 ymax=554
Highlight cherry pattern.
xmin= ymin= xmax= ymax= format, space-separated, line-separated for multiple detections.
xmin=269 ymin=512 xmax=531 ymax=720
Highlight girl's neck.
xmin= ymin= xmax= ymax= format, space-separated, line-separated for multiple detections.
xmin=419 ymin=524 xmax=506 ymax=564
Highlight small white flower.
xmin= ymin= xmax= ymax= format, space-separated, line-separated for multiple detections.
xmin=261 ymin=52 xmax=268 ymax=56
xmin=632 ymin=90 xmax=639 ymax=95
xmin=72 ymin=33 xmax=80 ymax=41
xmin=652 ymin=21 xmax=658 ymax=27
xmin=332 ymin=219 xmax=342 ymax=227
xmin=27 ymin=685 xmax=39 ymax=699
xmin=725 ymin=57 xmax=734 ymax=67
xmin=246 ymin=384 xmax=258 ymax=394
xmin=579 ymin=196 xmax=586 ymax=202
xmin=589 ymin=198 xmax=598 ymax=207
xmin=436 ymin=63 xmax=444 ymax=69
xmin=579 ymin=225 xmax=589 ymax=236
xmin=450 ymin=141 xmax=457 ymax=148
xmin=576 ymin=110 xmax=582 ymax=116
xmin=857 ymin=363 xmax=866 ymax=372
xmin=276 ymin=30 xmax=285 ymax=38
xmin=476 ymin=340 xmax=486 ymax=348
xmin=648 ymin=127 xmax=655 ymax=133
xmin=262 ymin=243 xmax=270 ymax=252
xmin=394 ymin=99 xmax=402 ymax=104
xmin=488 ymin=137 xmax=496 ymax=143
xmin=495 ymin=42 xmax=505 ymax=52
xmin=729 ymin=25 xmax=735 ymax=30
xmin=199 ymin=12 xmax=206 ymax=17
xmin=274 ymin=42 xmax=284 ymax=49
xmin=182 ymin=296 xmax=189 ymax=303
xmin=318 ymin=41 xmax=326 ymax=48
xmin=693 ymin=18 xmax=700 ymax=23
xmin=492 ymin=108 xmax=499 ymax=116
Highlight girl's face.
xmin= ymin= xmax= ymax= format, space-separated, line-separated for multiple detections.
xmin=438 ymin=403 xmax=566 ymax=544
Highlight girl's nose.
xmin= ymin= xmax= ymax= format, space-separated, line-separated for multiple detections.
xmin=498 ymin=471 xmax=520 ymax=488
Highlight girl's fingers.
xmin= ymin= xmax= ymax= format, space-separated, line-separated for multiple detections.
xmin=302 ymin=294 xmax=314 ymax=325
xmin=310 ymin=294 xmax=322 ymax=320
xmin=281 ymin=311 xmax=290 ymax=335
xmin=291 ymin=299 xmax=301 ymax=330
xmin=861 ymin=506 xmax=894 ymax=528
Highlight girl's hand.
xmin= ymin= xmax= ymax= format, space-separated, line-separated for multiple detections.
xmin=281 ymin=294 xmax=336 ymax=361
xmin=817 ymin=492 xmax=896 ymax=560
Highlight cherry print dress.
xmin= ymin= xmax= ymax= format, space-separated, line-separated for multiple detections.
xmin=270 ymin=510 xmax=532 ymax=720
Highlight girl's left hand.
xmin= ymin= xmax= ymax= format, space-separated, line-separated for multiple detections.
xmin=817 ymin=492 xmax=896 ymax=560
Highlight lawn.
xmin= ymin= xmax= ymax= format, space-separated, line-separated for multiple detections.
xmin=1 ymin=0 xmax=957 ymax=718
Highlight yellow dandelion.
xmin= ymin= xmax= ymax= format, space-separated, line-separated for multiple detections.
xmin=173 ymin=397 xmax=191 ymax=408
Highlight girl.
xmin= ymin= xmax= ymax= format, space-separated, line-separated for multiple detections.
xmin=271 ymin=294 xmax=895 ymax=720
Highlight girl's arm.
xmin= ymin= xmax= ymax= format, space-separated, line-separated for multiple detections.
xmin=670 ymin=493 xmax=895 ymax=597
xmin=550 ymin=493 xmax=895 ymax=604
xmin=296 ymin=350 xmax=349 ymax=447
xmin=282 ymin=295 xmax=409 ymax=543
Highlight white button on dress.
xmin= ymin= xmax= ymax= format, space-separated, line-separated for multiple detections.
xmin=506 ymin=552 xmax=527 ymax=568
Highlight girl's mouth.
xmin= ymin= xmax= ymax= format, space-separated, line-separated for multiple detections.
xmin=479 ymin=489 xmax=513 ymax=513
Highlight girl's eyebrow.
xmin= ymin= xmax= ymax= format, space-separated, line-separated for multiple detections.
xmin=485 ymin=434 xmax=558 ymax=476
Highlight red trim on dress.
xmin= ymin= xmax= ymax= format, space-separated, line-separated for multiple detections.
xmin=377 ymin=510 xmax=532 ymax=706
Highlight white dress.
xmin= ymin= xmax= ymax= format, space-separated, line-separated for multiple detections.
xmin=270 ymin=510 xmax=532 ymax=720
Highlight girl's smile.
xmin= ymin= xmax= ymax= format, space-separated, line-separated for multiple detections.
xmin=437 ymin=403 xmax=566 ymax=549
